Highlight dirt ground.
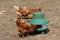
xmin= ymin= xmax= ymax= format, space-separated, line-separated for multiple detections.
xmin=0 ymin=0 xmax=60 ymax=40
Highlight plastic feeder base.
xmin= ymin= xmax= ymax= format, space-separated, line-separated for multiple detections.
xmin=34 ymin=28 xmax=48 ymax=34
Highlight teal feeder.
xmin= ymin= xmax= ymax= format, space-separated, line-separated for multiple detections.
xmin=29 ymin=12 xmax=49 ymax=33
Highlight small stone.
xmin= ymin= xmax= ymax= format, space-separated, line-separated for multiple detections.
xmin=0 ymin=13 xmax=3 ymax=14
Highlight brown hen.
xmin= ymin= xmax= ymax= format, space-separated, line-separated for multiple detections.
xmin=16 ymin=7 xmax=41 ymax=19
xmin=15 ymin=18 xmax=37 ymax=35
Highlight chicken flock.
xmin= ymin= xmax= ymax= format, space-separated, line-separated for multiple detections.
xmin=15 ymin=7 xmax=41 ymax=35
